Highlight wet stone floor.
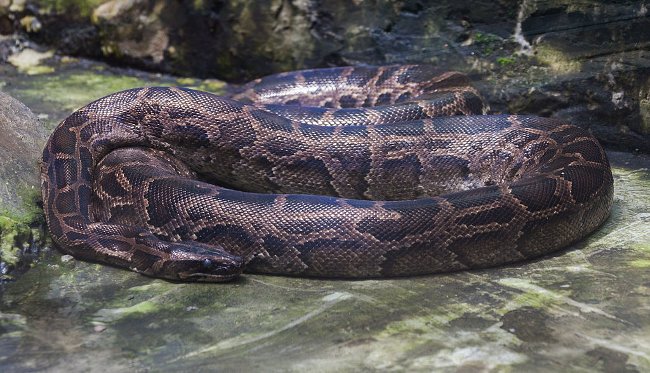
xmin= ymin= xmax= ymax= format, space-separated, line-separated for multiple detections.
xmin=0 ymin=59 xmax=649 ymax=372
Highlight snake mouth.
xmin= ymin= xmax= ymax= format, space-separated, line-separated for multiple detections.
xmin=179 ymin=272 xmax=241 ymax=282
xmin=176 ymin=256 xmax=245 ymax=282
xmin=178 ymin=266 xmax=243 ymax=282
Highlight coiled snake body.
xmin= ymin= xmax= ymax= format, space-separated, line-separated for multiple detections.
xmin=41 ymin=65 xmax=613 ymax=281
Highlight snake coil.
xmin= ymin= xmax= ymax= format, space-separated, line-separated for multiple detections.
xmin=41 ymin=65 xmax=613 ymax=281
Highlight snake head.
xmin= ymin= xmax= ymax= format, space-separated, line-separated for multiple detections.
xmin=164 ymin=243 xmax=244 ymax=282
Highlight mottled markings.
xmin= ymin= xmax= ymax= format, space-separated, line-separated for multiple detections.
xmin=428 ymin=155 xmax=471 ymax=175
xmin=339 ymin=126 xmax=368 ymax=137
xmin=144 ymin=179 xmax=184 ymax=227
xmin=293 ymin=239 xmax=363 ymax=275
xmin=77 ymin=184 xmax=93 ymax=218
xmin=97 ymin=238 xmax=133 ymax=252
xmin=265 ymin=136 xmax=304 ymax=157
xmin=397 ymin=92 xmax=412 ymax=103
xmin=62 ymin=215 xmax=86 ymax=230
xmin=276 ymin=217 xmax=345 ymax=235
xmin=464 ymin=92 xmax=485 ymax=114
xmin=97 ymin=171 xmax=129 ymax=198
xmin=249 ymin=107 xmax=294 ymax=132
xmin=104 ymin=205 xmax=139 ymax=224
xmin=357 ymin=203 xmax=444 ymax=241
xmin=429 ymin=115 xmax=512 ymax=134
xmin=46 ymin=208 xmax=63 ymax=237
xmin=563 ymin=139 xmax=604 ymax=163
xmin=537 ymin=155 xmax=573 ymax=173
xmin=42 ymin=69 xmax=613 ymax=280
xmin=79 ymin=147 xmax=94 ymax=181
xmin=380 ymin=241 xmax=463 ymax=275
xmin=562 ymin=165 xmax=608 ymax=203
xmin=53 ymin=158 xmax=77 ymax=189
xmin=373 ymin=121 xmax=425 ymax=137
xmin=55 ymin=189 xmax=77 ymax=215
xmin=456 ymin=205 xmax=516 ymax=226
xmin=339 ymin=95 xmax=358 ymax=108
xmin=131 ymin=250 xmax=164 ymax=270
xmin=550 ymin=126 xmax=586 ymax=144
xmin=376 ymin=66 xmax=401 ymax=86
xmin=446 ymin=230 xmax=519 ymax=267
xmin=510 ymin=177 xmax=561 ymax=212
xmin=343 ymin=198 xmax=376 ymax=209
xmin=346 ymin=67 xmax=375 ymax=86
xmin=171 ymin=123 xmax=211 ymax=147
xmin=283 ymin=192 xmax=341 ymax=210
xmin=375 ymin=93 xmax=393 ymax=106
xmin=64 ymin=230 xmax=87 ymax=242
xmin=50 ymin=126 xmax=77 ymax=155
xmin=378 ymin=155 xmax=422 ymax=190
xmin=195 ymin=224 xmax=256 ymax=247
xmin=447 ymin=185 xmax=503 ymax=210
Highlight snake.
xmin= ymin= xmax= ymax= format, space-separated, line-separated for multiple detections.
xmin=40 ymin=65 xmax=614 ymax=282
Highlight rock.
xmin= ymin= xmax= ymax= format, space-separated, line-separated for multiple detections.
xmin=0 ymin=91 xmax=46 ymax=216
xmin=477 ymin=51 xmax=650 ymax=152
xmin=4 ymin=0 xmax=648 ymax=152
xmin=0 ymin=91 xmax=47 ymax=277
xmin=7 ymin=47 xmax=54 ymax=74
xmin=92 ymin=0 xmax=170 ymax=67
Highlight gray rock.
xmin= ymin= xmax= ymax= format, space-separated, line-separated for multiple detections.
xmin=5 ymin=0 xmax=649 ymax=151
xmin=0 ymin=90 xmax=46 ymax=217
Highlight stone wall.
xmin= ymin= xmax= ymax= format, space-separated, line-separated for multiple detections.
xmin=1 ymin=0 xmax=649 ymax=150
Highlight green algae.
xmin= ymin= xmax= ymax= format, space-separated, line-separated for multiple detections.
xmin=4 ymin=62 xmax=227 ymax=129
xmin=17 ymin=70 xmax=168 ymax=113
xmin=0 ymin=215 xmax=31 ymax=267
xmin=0 ymin=186 xmax=44 ymax=275
xmin=629 ymin=259 xmax=650 ymax=268
xmin=534 ymin=44 xmax=583 ymax=73
xmin=33 ymin=0 xmax=109 ymax=18
xmin=496 ymin=56 xmax=516 ymax=66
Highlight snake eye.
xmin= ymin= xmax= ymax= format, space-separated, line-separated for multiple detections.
xmin=202 ymin=259 xmax=213 ymax=269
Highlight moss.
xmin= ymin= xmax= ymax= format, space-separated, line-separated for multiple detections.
xmin=0 ymin=216 xmax=29 ymax=266
xmin=497 ymin=56 xmax=516 ymax=66
xmin=497 ymin=278 xmax=559 ymax=311
xmin=16 ymin=70 xmax=171 ymax=125
xmin=33 ymin=0 xmax=109 ymax=18
xmin=629 ymin=259 xmax=650 ymax=268
xmin=94 ymin=300 xmax=159 ymax=322
xmin=0 ymin=184 xmax=44 ymax=271
xmin=534 ymin=44 xmax=582 ymax=73
xmin=471 ymin=32 xmax=503 ymax=55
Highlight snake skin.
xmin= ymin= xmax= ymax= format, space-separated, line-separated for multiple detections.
xmin=41 ymin=65 xmax=614 ymax=282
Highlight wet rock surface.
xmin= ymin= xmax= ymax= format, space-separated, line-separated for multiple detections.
xmin=0 ymin=90 xmax=46 ymax=278
xmin=0 ymin=90 xmax=45 ymax=215
xmin=0 ymin=57 xmax=649 ymax=371
xmin=0 ymin=150 xmax=648 ymax=370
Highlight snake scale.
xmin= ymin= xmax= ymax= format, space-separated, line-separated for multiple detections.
xmin=41 ymin=65 xmax=614 ymax=282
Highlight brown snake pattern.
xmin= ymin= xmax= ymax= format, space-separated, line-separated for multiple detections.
xmin=41 ymin=65 xmax=614 ymax=281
